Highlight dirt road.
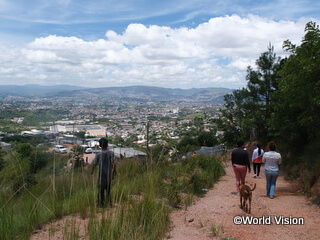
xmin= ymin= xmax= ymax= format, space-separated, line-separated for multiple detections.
xmin=168 ymin=163 xmax=320 ymax=240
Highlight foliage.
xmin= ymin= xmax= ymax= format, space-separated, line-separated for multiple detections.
xmin=2 ymin=134 xmax=46 ymax=146
xmin=0 ymin=145 xmax=225 ymax=239
xmin=198 ymin=131 xmax=218 ymax=147
xmin=16 ymin=143 xmax=33 ymax=159
xmin=217 ymin=21 xmax=320 ymax=202
xmin=0 ymin=119 xmax=27 ymax=133
xmin=217 ymin=44 xmax=282 ymax=146
xmin=109 ymin=135 xmax=125 ymax=146
xmin=160 ymin=155 xmax=225 ymax=208
xmin=74 ymin=131 xmax=86 ymax=140
xmin=148 ymin=144 xmax=169 ymax=163
xmin=29 ymin=151 xmax=50 ymax=173
xmin=69 ymin=145 xmax=85 ymax=169
xmin=0 ymin=108 xmax=68 ymax=126
xmin=270 ymin=21 xmax=320 ymax=152
xmin=176 ymin=131 xmax=218 ymax=154
xmin=176 ymin=136 xmax=199 ymax=154
xmin=0 ymin=147 xmax=5 ymax=171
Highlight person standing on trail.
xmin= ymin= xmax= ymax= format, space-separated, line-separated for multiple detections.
xmin=231 ymin=140 xmax=251 ymax=195
xmin=263 ymin=141 xmax=282 ymax=199
xmin=91 ymin=138 xmax=116 ymax=207
xmin=252 ymin=143 xmax=264 ymax=178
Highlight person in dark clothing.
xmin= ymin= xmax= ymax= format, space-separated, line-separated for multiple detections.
xmin=91 ymin=138 xmax=115 ymax=208
xmin=231 ymin=140 xmax=251 ymax=195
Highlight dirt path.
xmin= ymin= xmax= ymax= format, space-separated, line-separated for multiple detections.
xmin=167 ymin=163 xmax=320 ymax=240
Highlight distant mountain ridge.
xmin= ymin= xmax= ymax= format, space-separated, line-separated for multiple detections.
xmin=0 ymin=84 xmax=232 ymax=104
xmin=54 ymin=85 xmax=232 ymax=104
xmin=0 ymin=84 xmax=87 ymax=97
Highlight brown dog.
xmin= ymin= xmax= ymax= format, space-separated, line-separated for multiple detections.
xmin=239 ymin=183 xmax=256 ymax=214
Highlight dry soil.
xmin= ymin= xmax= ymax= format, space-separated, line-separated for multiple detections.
xmin=167 ymin=162 xmax=320 ymax=240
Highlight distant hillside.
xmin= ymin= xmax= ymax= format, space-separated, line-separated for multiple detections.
xmin=54 ymin=85 xmax=232 ymax=104
xmin=0 ymin=84 xmax=87 ymax=97
xmin=0 ymin=84 xmax=232 ymax=104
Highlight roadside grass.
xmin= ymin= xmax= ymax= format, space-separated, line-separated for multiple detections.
xmin=0 ymin=150 xmax=225 ymax=240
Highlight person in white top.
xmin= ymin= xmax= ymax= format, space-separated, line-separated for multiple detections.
xmin=262 ymin=141 xmax=282 ymax=199
xmin=252 ymin=143 xmax=264 ymax=178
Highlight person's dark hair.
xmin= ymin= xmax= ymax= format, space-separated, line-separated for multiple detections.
xmin=267 ymin=141 xmax=276 ymax=151
xmin=99 ymin=138 xmax=108 ymax=149
xmin=237 ymin=140 xmax=244 ymax=148
xmin=257 ymin=143 xmax=262 ymax=155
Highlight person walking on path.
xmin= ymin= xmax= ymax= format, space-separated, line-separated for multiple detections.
xmin=262 ymin=141 xmax=282 ymax=199
xmin=231 ymin=140 xmax=251 ymax=195
xmin=91 ymin=138 xmax=116 ymax=207
xmin=252 ymin=143 xmax=264 ymax=178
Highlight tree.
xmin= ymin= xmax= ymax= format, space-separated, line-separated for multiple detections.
xmin=74 ymin=131 xmax=86 ymax=141
xmin=270 ymin=21 xmax=320 ymax=151
xmin=217 ymin=44 xmax=282 ymax=146
xmin=217 ymin=88 xmax=251 ymax=146
xmin=16 ymin=143 xmax=33 ymax=159
xmin=245 ymin=43 xmax=282 ymax=141
xmin=197 ymin=131 xmax=218 ymax=147
xmin=177 ymin=136 xmax=199 ymax=154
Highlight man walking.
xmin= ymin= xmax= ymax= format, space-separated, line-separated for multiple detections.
xmin=91 ymin=138 xmax=115 ymax=207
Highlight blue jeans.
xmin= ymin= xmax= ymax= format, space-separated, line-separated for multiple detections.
xmin=265 ymin=170 xmax=279 ymax=197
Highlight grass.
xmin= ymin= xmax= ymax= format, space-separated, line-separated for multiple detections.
xmin=211 ymin=222 xmax=224 ymax=237
xmin=0 ymin=148 xmax=225 ymax=239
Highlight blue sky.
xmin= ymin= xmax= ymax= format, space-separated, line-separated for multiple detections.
xmin=0 ymin=0 xmax=319 ymax=89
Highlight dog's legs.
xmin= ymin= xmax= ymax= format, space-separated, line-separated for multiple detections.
xmin=248 ymin=198 xmax=251 ymax=214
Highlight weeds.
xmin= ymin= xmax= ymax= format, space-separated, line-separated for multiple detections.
xmin=0 ymin=148 xmax=225 ymax=239
xmin=211 ymin=222 xmax=224 ymax=237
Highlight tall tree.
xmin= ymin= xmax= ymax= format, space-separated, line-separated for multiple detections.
xmin=217 ymin=88 xmax=251 ymax=146
xmin=218 ymin=44 xmax=282 ymax=146
xmin=245 ymin=43 xmax=282 ymax=141
xmin=270 ymin=22 xmax=320 ymax=151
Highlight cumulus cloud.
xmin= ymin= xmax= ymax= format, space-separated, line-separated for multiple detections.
xmin=0 ymin=15 xmax=313 ymax=88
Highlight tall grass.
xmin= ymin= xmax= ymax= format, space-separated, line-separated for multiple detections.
xmin=0 ymin=150 xmax=225 ymax=239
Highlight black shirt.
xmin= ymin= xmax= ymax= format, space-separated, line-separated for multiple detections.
xmin=231 ymin=147 xmax=251 ymax=170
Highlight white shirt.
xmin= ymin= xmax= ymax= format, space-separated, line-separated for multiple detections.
xmin=252 ymin=147 xmax=264 ymax=162
xmin=262 ymin=151 xmax=282 ymax=171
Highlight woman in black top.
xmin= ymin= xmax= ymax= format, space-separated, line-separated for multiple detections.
xmin=231 ymin=140 xmax=251 ymax=195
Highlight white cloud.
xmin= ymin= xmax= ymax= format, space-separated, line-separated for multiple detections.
xmin=0 ymin=15 xmax=316 ymax=88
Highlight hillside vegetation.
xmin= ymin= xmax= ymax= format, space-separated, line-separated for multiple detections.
xmin=217 ymin=21 xmax=320 ymax=203
xmin=0 ymin=143 xmax=225 ymax=240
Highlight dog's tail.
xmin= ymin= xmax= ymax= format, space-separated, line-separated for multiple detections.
xmin=251 ymin=183 xmax=256 ymax=191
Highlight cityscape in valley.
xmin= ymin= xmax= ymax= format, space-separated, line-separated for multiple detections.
xmin=0 ymin=85 xmax=231 ymax=153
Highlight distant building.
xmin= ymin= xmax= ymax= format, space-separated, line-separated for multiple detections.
xmin=120 ymin=123 xmax=134 ymax=130
xmin=21 ymin=129 xmax=43 ymax=136
xmin=50 ymin=124 xmax=107 ymax=137
xmin=11 ymin=117 xmax=24 ymax=124
xmin=113 ymin=147 xmax=147 ymax=160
